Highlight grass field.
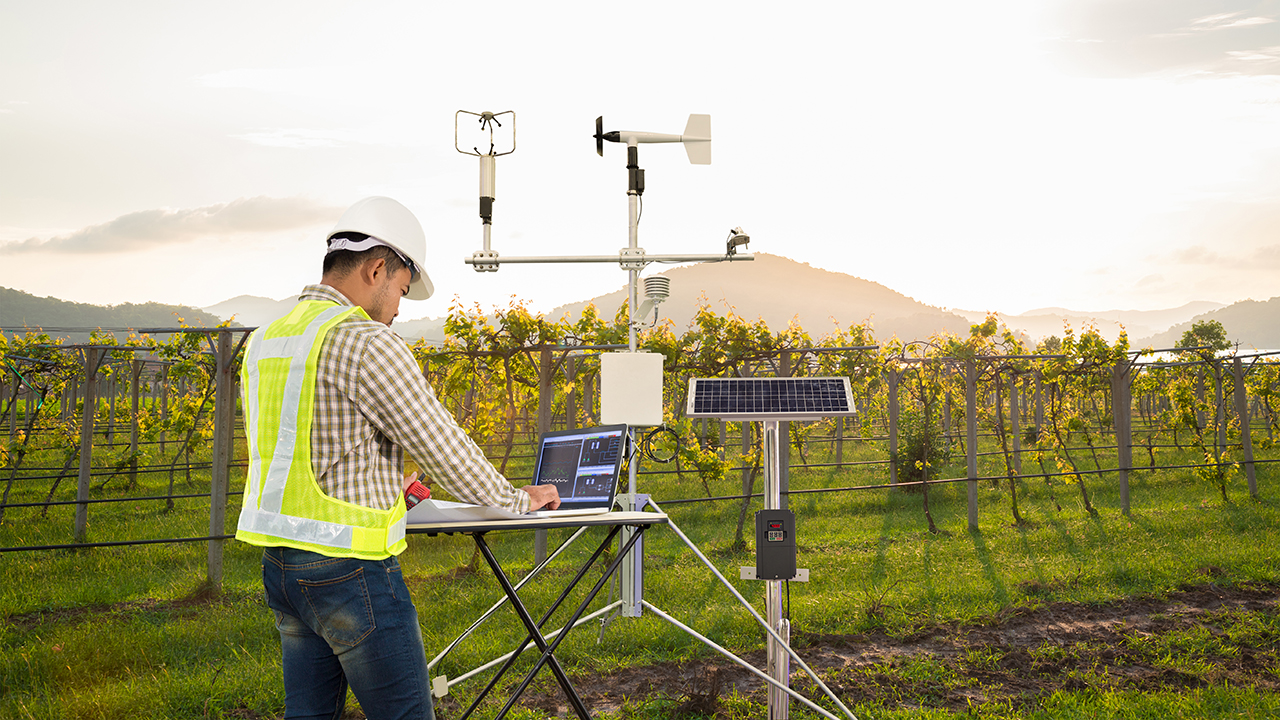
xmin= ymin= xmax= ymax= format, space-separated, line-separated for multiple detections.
xmin=1 ymin=435 xmax=1278 ymax=718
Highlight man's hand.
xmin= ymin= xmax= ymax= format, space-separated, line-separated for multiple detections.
xmin=520 ymin=484 xmax=561 ymax=511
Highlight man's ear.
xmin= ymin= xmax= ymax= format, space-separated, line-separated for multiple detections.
xmin=361 ymin=256 xmax=388 ymax=286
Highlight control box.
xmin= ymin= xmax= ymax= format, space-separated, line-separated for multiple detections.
xmin=754 ymin=509 xmax=796 ymax=580
xmin=601 ymin=352 xmax=664 ymax=427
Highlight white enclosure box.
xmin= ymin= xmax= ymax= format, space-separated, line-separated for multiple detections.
xmin=601 ymin=352 xmax=665 ymax=427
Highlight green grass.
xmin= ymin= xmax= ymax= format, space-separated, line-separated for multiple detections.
xmin=1 ymin=434 xmax=1278 ymax=718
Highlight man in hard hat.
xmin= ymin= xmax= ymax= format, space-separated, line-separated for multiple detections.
xmin=236 ymin=196 xmax=559 ymax=719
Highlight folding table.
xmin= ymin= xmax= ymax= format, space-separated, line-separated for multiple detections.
xmin=408 ymin=510 xmax=668 ymax=719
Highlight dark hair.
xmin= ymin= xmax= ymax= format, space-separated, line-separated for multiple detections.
xmin=322 ymin=232 xmax=410 ymax=277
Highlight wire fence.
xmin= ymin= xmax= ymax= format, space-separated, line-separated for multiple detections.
xmin=1 ymin=330 xmax=1277 ymax=590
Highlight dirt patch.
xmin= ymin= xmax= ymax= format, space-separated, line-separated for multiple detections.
xmin=4 ymin=585 xmax=240 ymax=631
xmin=499 ymin=582 xmax=1280 ymax=717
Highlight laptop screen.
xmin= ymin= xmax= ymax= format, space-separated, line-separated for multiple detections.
xmin=533 ymin=425 xmax=627 ymax=507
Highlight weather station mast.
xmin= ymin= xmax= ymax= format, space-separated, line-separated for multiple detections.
xmin=449 ymin=111 xmax=859 ymax=720
xmin=456 ymin=108 xmax=754 ymax=611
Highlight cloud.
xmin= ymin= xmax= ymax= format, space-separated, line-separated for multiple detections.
xmin=1191 ymin=12 xmax=1275 ymax=31
xmin=1249 ymin=244 xmax=1280 ymax=267
xmin=1045 ymin=1 xmax=1280 ymax=77
xmin=1227 ymin=46 xmax=1280 ymax=62
xmin=0 ymin=196 xmax=341 ymax=255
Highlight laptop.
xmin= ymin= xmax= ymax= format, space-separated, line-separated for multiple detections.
xmin=526 ymin=424 xmax=627 ymax=518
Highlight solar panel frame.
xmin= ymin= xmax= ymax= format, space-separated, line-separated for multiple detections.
xmin=686 ymin=377 xmax=857 ymax=420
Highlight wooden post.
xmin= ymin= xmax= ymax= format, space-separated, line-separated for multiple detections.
xmin=1214 ymin=361 xmax=1226 ymax=457
xmin=130 ymin=359 xmax=142 ymax=486
xmin=208 ymin=330 xmax=234 ymax=590
xmin=6 ymin=372 xmax=15 ymax=440
xmin=564 ymin=356 xmax=578 ymax=430
xmin=1196 ymin=367 xmax=1207 ymax=437
xmin=942 ymin=391 xmax=952 ymax=450
xmin=106 ymin=374 xmax=117 ymax=445
xmin=835 ymin=415 xmax=844 ymax=466
xmin=1112 ymin=364 xmax=1132 ymax=516
xmin=887 ymin=368 xmax=899 ymax=487
xmin=534 ymin=346 xmax=554 ymax=564
xmin=1009 ymin=372 xmax=1022 ymax=476
xmin=1233 ymin=358 xmax=1258 ymax=498
xmin=965 ymin=359 xmax=978 ymax=532
xmin=160 ymin=367 xmax=169 ymax=454
xmin=1035 ymin=371 xmax=1045 ymax=442
xmin=75 ymin=348 xmax=103 ymax=544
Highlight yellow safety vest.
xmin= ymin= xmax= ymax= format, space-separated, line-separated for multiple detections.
xmin=235 ymin=300 xmax=408 ymax=559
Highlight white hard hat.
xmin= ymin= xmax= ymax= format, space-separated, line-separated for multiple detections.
xmin=327 ymin=196 xmax=434 ymax=300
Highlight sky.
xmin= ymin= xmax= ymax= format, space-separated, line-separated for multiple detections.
xmin=1 ymin=1 xmax=1278 ymax=323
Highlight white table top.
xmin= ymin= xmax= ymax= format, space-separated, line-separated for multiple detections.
xmin=405 ymin=510 xmax=668 ymax=536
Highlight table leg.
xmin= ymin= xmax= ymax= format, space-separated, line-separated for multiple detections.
xmin=461 ymin=526 xmax=623 ymax=719
xmin=491 ymin=526 xmax=648 ymax=720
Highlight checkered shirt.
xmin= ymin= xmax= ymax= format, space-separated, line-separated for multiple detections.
xmin=297 ymin=284 xmax=530 ymax=513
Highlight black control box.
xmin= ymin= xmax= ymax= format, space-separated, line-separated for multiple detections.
xmin=754 ymin=509 xmax=796 ymax=580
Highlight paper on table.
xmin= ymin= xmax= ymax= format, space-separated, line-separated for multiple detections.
xmin=404 ymin=498 xmax=523 ymax=524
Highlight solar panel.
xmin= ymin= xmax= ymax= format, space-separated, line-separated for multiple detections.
xmin=686 ymin=377 xmax=856 ymax=420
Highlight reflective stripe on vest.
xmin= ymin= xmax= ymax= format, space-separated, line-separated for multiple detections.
xmin=236 ymin=300 xmax=408 ymax=559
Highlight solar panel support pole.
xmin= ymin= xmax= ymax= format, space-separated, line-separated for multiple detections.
xmin=762 ymin=420 xmax=791 ymax=719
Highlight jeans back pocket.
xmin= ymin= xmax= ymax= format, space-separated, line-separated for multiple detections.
xmin=298 ymin=566 xmax=377 ymax=649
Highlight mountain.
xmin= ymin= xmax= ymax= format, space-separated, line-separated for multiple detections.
xmin=546 ymin=253 xmax=973 ymax=341
xmin=951 ymin=302 xmax=1225 ymax=343
xmin=0 ymin=286 xmax=226 ymax=343
xmin=202 ymin=294 xmax=447 ymax=342
xmin=202 ymin=295 xmax=296 ymax=328
xmin=1138 ymin=297 xmax=1280 ymax=350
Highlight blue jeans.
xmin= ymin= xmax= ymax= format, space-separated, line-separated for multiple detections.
xmin=262 ymin=547 xmax=435 ymax=720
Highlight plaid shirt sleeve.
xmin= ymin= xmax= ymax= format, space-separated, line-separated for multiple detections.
xmin=354 ymin=329 xmax=531 ymax=514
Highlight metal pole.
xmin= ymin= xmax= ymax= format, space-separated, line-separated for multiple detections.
xmin=763 ymin=420 xmax=790 ymax=719
xmin=619 ymin=138 xmax=645 ymax=616
xmin=779 ymin=351 xmax=791 ymax=509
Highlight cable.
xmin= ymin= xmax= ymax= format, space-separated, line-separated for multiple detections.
xmin=639 ymin=426 xmax=679 ymax=463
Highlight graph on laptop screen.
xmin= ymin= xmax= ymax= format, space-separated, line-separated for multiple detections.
xmin=534 ymin=426 xmax=625 ymax=506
